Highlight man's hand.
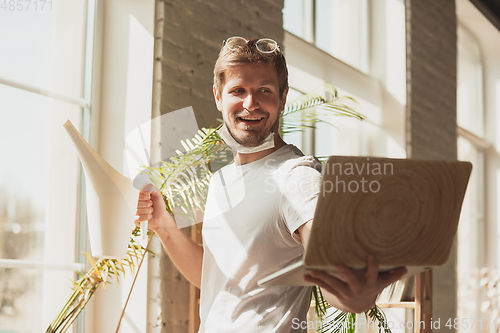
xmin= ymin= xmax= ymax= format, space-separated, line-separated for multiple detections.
xmin=135 ymin=184 xmax=177 ymax=233
xmin=304 ymin=255 xmax=407 ymax=313
xmin=135 ymin=184 xmax=204 ymax=287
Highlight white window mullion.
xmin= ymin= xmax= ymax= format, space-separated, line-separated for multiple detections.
xmin=0 ymin=76 xmax=90 ymax=108
xmin=0 ymin=259 xmax=84 ymax=271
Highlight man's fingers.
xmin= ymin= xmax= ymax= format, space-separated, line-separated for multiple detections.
xmin=337 ymin=265 xmax=364 ymax=293
xmin=308 ymin=271 xmax=354 ymax=299
xmin=304 ymin=275 xmax=343 ymax=299
xmin=136 ymin=207 xmax=154 ymax=216
xmin=137 ymin=200 xmax=152 ymax=208
xmin=135 ymin=214 xmax=150 ymax=223
xmin=150 ymin=189 xmax=164 ymax=201
xmin=378 ymin=267 xmax=408 ymax=289
xmin=365 ymin=255 xmax=379 ymax=283
xmin=139 ymin=191 xmax=151 ymax=200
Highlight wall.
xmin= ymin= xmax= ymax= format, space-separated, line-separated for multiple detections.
xmin=405 ymin=0 xmax=458 ymax=329
xmin=86 ymin=0 xmax=156 ymax=332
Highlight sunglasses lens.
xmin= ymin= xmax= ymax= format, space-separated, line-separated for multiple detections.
xmin=225 ymin=37 xmax=247 ymax=50
xmin=224 ymin=37 xmax=278 ymax=53
xmin=256 ymin=39 xmax=277 ymax=53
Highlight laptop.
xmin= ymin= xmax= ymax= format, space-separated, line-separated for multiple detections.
xmin=258 ymin=156 xmax=472 ymax=287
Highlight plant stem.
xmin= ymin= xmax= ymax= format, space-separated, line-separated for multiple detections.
xmin=115 ymin=233 xmax=153 ymax=332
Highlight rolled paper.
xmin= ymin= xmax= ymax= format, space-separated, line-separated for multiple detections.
xmin=63 ymin=120 xmax=138 ymax=259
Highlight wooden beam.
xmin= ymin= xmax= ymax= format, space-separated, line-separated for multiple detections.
xmin=415 ymin=271 xmax=433 ymax=333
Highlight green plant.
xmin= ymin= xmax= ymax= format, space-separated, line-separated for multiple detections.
xmin=311 ymin=284 xmax=391 ymax=333
xmin=47 ymin=84 xmax=390 ymax=333
xmin=46 ymin=229 xmax=150 ymax=333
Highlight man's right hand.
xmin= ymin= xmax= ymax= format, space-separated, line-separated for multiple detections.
xmin=135 ymin=184 xmax=203 ymax=287
xmin=135 ymin=184 xmax=177 ymax=233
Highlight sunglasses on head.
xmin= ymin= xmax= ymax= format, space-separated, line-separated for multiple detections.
xmin=222 ymin=36 xmax=279 ymax=54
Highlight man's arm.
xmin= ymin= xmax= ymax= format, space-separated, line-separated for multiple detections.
xmin=136 ymin=186 xmax=203 ymax=288
xmin=297 ymin=220 xmax=407 ymax=313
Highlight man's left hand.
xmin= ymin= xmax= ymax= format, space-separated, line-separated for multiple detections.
xmin=304 ymin=255 xmax=407 ymax=313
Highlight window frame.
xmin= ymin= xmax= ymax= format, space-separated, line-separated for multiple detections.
xmin=0 ymin=0 xmax=94 ymax=331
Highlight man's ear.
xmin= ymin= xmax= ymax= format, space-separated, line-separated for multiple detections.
xmin=213 ymin=85 xmax=222 ymax=112
xmin=279 ymin=86 xmax=289 ymax=112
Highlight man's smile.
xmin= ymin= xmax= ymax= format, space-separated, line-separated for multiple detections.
xmin=238 ymin=116 xmax=264 ymax=121
xmin=236 ymin=114 xmax=266 ymax=126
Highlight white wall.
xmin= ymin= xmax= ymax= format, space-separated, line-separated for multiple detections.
xmin=86 ymin=0 xmax=155 ymax=332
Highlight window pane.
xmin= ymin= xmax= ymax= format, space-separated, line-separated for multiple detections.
xmin=457 ymin=136 xmax=482 ymax=330
xmin=457 ymin=27 xmax=483 ymax=137
xmin=313 ymin=101 xmax=405 ymax=159
xmin=315 ymin=116 xmax=361 ymax=157
xmin=283 ymin=0 xmax=314 ymax=42
xmin=315 ymin=0 xmax=366 ymax=71
xmin=0 ymin=267 xmax=75 ymax=332
xmin=0 ymin=2 xmax=87 ymax=328
xmin=361 ymin=121 xmax=406 ymax=158
xmin=0 ymin=1 xmax=86 ymax=97
xmin=383 ymin=0 xmax=406 ymax=105
xmin=0 ymin=10 xmax=55 ymax=91
xmin=0 ymin=85 xmax=83 ymax=328
xmin=283 ymin=88 xmax=305 ymax=151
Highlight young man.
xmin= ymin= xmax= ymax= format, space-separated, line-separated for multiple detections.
xmin=136 ymin=37 xmax=406 ymax=332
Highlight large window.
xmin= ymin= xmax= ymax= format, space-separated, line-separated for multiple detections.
xmin=457 ymin=27 xmax=484 ymax=137
xmin=0 ymin=1 xmax=89 ymax=331
xmin=283 ymin=0 xmax=406 ymax=159
xmin=456 ymin=24 xmax=484 ymax=323
xmin=456 ymin=24 xmax=487 ymax=333
xmin=449 ymin=1 xmax=500 ymax=331
xmin=0 ymin=1 xmax=156 ymax=332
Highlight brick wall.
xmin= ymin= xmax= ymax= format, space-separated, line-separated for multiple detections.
xmin=157 ymin=0 xmax=284 ymax=331
xmin=406 ymin=0 xmax=457 ymax=329
xmin=406 ymin=0 xmax=457 ymax=161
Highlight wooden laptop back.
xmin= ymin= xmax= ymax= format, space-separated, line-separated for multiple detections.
xmin=305 ymin=156 xmax=472 ymax=269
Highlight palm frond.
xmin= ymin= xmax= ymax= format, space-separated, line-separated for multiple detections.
xmin=281 ymin=83 xmax=364 ymax=136
xmin=283 ymin=84 xmax=363 ymax=118
xmin=46 ymin=228 xmax=150 ymax=333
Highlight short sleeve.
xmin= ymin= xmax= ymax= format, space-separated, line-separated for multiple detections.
xmin=280 ymin=157 xmax=322 ymax=244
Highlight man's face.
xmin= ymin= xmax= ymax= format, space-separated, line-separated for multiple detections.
xmin=214 ymin=63 xmax=288 ymax=147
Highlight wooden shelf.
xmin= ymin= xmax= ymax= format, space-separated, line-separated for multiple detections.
xmin=377 ymin=301 xmax=416 ymax=309
xmin=376 ymin=271 xmax=432 ymax=333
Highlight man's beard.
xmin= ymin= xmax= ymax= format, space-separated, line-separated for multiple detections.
xmin=226 ymin=116 xmax=280 ymax=147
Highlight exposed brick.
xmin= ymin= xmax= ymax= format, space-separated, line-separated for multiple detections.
xmin=406 ymin=0 xmax=457 ymax=326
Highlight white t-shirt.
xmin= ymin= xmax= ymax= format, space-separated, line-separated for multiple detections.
xmin=199 ymin=145 xmax=322 ymax=333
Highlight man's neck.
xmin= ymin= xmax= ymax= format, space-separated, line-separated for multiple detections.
xmin=234 ymin=135 xmax=287 ymax=165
